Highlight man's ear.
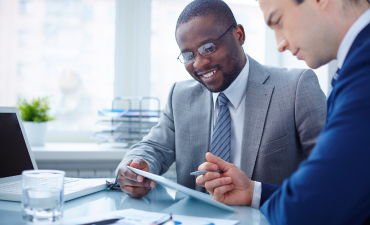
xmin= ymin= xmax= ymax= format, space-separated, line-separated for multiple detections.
xmin=235 ymin=24 xmax=245 ymax=45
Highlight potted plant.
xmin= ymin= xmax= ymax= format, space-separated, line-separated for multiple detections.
xmin=18 ymin=97 xmax=55 ymax=146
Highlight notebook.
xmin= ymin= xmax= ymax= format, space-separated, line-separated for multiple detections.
xmin=0 ymin=107 xmax=107 ymax=202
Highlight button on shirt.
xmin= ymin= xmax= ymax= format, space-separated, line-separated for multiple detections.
xmin=211 ymin=55 xmax=249 ymax=169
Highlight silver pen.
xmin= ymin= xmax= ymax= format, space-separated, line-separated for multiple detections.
xmin=190 ymin=169 xmax=223 ymax=176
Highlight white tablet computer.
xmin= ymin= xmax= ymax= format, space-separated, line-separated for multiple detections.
xmin=127 ymin=166 xmax=235 ymax=212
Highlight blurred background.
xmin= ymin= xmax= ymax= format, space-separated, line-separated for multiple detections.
xmin=0 ymin=0 xmax=335 ymax=143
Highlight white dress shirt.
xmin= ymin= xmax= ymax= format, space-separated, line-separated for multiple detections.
xmin=251 ymin=8 xmax=370 ymax=209
xmin=211 ymin=55 xmax=249 ymax=169
xmin=327 ymin=9 xmax=370 ymax=97
xmin=337 ymin=8 xmax=370 ymax=69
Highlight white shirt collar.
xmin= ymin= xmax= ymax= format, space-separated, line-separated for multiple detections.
xmin=213 ymin=55 xmax=249 ymax=109
xmin=337 ymin=8 xmax=370 ymax=69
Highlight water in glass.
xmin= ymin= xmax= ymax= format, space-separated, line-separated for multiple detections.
xmin=22 ymin=170 xmax=65 ymax=222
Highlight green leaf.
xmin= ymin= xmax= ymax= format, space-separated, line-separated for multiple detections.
xmin=17 ymin=97 xmax=55 ymax=122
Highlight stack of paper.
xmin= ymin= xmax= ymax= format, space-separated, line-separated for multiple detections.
xmin=92 ymin=109 xmax=160 ymax=145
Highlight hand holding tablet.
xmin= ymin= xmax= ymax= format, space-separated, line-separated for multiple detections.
xmin=126 ymin=166 xmax=235 ymax=212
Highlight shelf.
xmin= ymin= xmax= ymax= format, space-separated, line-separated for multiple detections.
xmin=31 ymin=143 xmax=129 ymax=161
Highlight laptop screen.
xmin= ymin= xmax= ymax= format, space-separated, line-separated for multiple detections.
xmin=0 ymin=113 xmax=34 ymax=178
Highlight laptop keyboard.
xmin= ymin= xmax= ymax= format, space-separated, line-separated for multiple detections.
xmin=0 ymin=178 xmax=81 ymax=194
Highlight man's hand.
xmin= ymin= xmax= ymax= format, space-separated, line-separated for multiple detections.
xmin=196 ymin=152 xmax=254 ymax=206
xmin=116 ymin=158 xmax=156 ymax=198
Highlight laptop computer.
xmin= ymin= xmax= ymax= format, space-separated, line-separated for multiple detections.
xmin=0 ymin=107 xmax=108 ymax=202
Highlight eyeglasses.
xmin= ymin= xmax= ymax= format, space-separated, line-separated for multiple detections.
xmin=177 ymin=24 xmax=237 ymax=64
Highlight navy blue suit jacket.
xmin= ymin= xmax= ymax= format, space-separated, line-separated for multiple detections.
xmin=259 ymin=23 xmax=370 ymax=225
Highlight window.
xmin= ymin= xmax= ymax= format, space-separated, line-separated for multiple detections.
xmin=19 ymin=0 xmax=31 ymax=15
xmin=1 ymin=0 xmax=331 ymax=142
xmin=0 ymin=0 xmax=115 ymax=136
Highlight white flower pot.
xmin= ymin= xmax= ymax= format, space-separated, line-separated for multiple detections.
xmin=23 ymin=122 xmax=48 ymax=146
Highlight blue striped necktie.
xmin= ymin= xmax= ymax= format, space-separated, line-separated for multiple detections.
xmin=210 ymin=93 xmax=231 ymax=162
xmin=328 ymin=69 xmax=340 ymax=97
xmin=327 ymin=68 xmax=340 ymax=117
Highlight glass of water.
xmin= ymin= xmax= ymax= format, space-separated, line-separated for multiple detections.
xmin=22 ymin=170 xmax=65 ymax=222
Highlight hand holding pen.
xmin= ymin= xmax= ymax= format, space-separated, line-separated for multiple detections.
xmin=195 ymin=152 xmax=255 ymax=206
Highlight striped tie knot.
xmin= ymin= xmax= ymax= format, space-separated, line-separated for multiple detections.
xmin=218 ymin=93 xmax=229 ymax=106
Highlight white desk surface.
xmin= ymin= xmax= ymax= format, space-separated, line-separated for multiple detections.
xmin=32 ymin=143 xmax=129 ymax=161
xmin=25 ymin=144 xmax=270 ymax=224
xmin=0 ymin=184 xmax=270 ymax=225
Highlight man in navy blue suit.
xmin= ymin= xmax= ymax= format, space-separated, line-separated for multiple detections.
xmin=196 ymin=0 xmax=370 ymax=224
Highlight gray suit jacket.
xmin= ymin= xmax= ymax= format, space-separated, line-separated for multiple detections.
xmin=117 ymin=55 xmax=327 ymax=191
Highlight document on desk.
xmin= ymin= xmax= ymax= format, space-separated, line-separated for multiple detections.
xmin=57 ymin=208 xmax=239 ymax=225
xmin=127 ymin=166 xmax=235 ymax=212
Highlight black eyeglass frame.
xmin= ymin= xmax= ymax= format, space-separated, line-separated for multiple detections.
xmin=177 ymin=24 xmax=237 ymax=64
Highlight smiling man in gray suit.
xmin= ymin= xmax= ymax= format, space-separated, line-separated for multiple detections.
xmin=115 ymin=0 xmax=326 ymax=198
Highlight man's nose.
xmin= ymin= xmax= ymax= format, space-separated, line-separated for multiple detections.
xmin=193 ymin=52 xmax=211 ymax=69
xmin=277 ymin=39 xmax=288 ymax=52
xmin=275 ymin=31 xmax=288 ymax=52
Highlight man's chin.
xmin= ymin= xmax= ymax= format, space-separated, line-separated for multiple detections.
xmin=197 ymin=78 xmax=222 ymax=93
xmin=203 ymin=83 xmax=226 ymax=93
xmin=305 ymin=61 xmax=320 ymax=69
xmin=304 ymin=57 xmax=332 ymax=70
xmin=196 ymin=74 xmax=234 ymax=93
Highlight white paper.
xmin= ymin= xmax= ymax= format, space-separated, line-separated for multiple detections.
xmin=57 ymin=208 xmax=239 ymax=225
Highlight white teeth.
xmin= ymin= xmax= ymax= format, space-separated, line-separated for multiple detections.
xmin=202 ymin=70 xmax=216 ymax=78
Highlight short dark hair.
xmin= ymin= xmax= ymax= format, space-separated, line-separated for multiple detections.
xmin=176 ymin=0 xmax=237 ymax=31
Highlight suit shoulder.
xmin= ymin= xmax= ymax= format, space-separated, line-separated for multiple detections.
xmin=339 ymin=38 xmax=370 ymax=90
xmin=172 ymin=79 xmax=205 ymax=93
xmin=262 ymin=65 xmax=316 ymax=85
xmin=344 ymin=38 xmax=370 ymax=73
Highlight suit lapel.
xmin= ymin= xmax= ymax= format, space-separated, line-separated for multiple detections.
xmin=190 ymin=84 xmax=212 ymax=181
xmin=241 ymin=56 xmax=274 ymax=179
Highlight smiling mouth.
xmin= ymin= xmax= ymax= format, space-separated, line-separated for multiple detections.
xmin=199 ymin=69 xmax=217 ymax=78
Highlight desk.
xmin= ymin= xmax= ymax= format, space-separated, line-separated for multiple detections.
xmin=0 ymin=184 xmax=270 ymax=225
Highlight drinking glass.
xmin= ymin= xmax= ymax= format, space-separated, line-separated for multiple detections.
xmin=22 ymin=170 xmax=65 ymax=222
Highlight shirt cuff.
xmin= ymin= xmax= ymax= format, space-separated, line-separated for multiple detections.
xmin=251 ymin=181 xmax=261 ymax=209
